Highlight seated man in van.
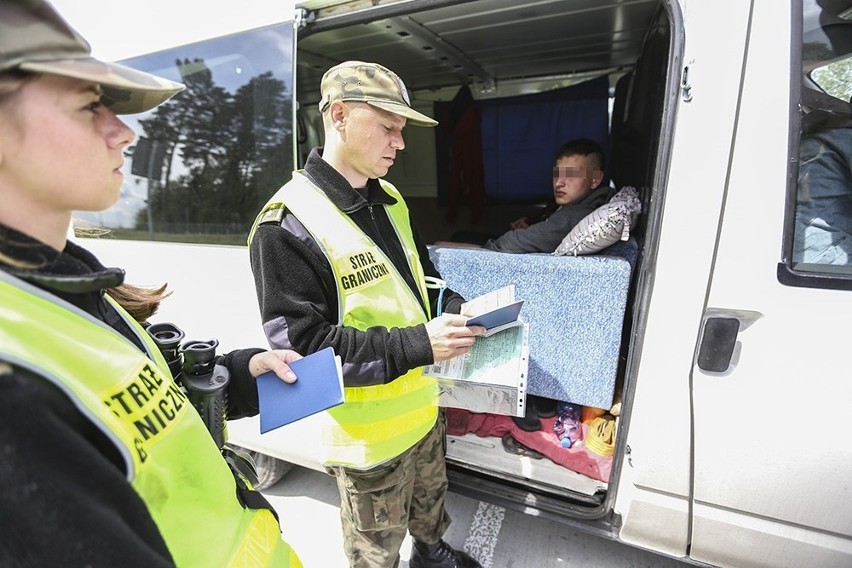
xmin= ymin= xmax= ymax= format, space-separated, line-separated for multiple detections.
xmin=441 ymin=138 xmax=612 ymax=253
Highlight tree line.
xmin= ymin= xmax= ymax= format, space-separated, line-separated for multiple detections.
xmin=132 ymin=58 xmax=293 ymax=238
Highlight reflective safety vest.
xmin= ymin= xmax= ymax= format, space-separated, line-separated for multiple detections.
xmin=0 ymin=272 xmax=302 ymax=568
xmin=252 ymin=172 xmax=439 ymax=468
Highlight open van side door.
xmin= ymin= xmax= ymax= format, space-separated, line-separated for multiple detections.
xmin=613 ymin=0 xmax=754 ymax=560
xmin=689 ymin=0 xmax=852 ymax=566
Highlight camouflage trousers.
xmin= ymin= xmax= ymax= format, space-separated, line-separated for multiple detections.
xmin=327 ymin=411 xmax=452 ymax=568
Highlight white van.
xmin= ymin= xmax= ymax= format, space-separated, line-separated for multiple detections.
xmin=55 ymin=0 xmax=852 ymax=566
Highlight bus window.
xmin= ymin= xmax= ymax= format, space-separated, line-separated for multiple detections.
xmin=74 ymin=23 xmax=295 ymax=246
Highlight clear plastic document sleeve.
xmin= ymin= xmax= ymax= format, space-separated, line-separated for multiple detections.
xmin=424 ymin=323 xmax=529 ymax=417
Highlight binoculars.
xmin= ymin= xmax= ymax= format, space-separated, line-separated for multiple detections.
xmin=147 ymin=322 xmax=230 ymax=449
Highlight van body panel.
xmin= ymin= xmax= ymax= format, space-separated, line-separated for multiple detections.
xmin=613 ymin=0 xmax=753 ymax=556
xmin=691 ymin=504 xmax=852 ymax=568
xmin=71 ymin=241 xmax=269 ymax=352
xmin=687 ymin=0 xmax=852 ymax=565
xmin=615 ymin=489 xmax=691 ymax=559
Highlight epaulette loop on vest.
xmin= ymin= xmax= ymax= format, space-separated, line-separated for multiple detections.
xmin=257 ymin=203 xmax=287 ymax=225
xmin=247 ymin=202 xmax=288 ymax=246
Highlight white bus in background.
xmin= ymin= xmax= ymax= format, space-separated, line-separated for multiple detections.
xmin=53 ymin=0 xmax=852 ymax=566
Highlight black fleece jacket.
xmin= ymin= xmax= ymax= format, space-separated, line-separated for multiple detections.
xmin=0 ymin=224 xmax=264 ymax=568
xmin=250 ymin=147 xmax=466 ymax=388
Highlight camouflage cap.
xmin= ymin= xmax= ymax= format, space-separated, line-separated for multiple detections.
xmin=319 ymin=60 xmax=438 ymax=127
xmin=0 ymin=0 xmax=184 ymax=114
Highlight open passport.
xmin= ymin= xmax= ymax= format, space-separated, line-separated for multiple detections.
xmin=464 ymin=291 xmax=525 ymax=337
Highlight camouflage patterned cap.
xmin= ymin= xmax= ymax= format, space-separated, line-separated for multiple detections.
xmin=319 ymin=60 xmax=438 ymax=127
xmin=0 ymin=0 xmax=184 ymax=114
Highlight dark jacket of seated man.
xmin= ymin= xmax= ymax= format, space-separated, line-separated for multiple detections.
xmin=483 ymin=184 xmax=612 ymax=253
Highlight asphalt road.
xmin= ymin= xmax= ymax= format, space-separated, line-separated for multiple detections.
xmin=262 ymin=465 xmax=691 ymax=568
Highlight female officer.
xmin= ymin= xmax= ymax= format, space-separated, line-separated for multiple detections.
xmin=0 ymin=1 xmax=303 ymax=566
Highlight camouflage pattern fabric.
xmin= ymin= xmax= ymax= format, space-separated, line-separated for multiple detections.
xmin=21 ymin=58 xmax=185 ymax=115
xmin=328 ymin=412 xmax=452 ymax=568
xmin=0 ymin=0 xmax=184 ymax=115
xmin=318 ymin=60 xmax=437 ymax=127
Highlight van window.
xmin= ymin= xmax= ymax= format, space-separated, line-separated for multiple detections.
xmin=785 ymin=0 xmax=852 ymax=285
xmin=74 ymin=23 xmax=295 ymax=246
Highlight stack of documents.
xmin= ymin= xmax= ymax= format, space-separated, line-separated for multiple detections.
xmin=425 ymin=285 xmax=529 ymax=417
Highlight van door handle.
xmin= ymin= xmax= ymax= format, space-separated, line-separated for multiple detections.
xmin=696 ymin=317 xmax=740 ymax=372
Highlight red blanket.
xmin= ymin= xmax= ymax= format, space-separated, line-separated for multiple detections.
xmin=446 ymin=408 xmax=613 ymax=483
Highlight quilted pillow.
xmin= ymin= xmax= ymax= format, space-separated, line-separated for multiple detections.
xmin=553 ymin=186 xmax=641 ymax=256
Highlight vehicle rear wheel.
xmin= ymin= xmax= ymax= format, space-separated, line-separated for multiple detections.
xmin=249 ymin=451 xmax=294 ymax=491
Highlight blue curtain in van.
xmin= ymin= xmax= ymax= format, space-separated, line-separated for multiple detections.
xmin=479 ymin=75 xmax=610 ymax=203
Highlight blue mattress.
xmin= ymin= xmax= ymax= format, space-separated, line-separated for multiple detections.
xmin=428 ymin=240 xmax=638 ymax=409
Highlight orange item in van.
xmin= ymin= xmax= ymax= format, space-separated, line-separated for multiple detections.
xmin=581 ymin=406 xmax=607 ymax=424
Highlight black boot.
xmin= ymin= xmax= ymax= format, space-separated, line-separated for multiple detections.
xmin=409 ymin=539 xmax=482 ymax=568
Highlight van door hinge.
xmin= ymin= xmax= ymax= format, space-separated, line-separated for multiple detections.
xmin=295 ymin=7 xmax=315 ymax=29
xmin=681 ymin=61 xmax=694 ymax=102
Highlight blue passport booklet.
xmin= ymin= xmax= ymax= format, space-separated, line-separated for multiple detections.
xmin=465 ymin=300 xmax=525 ymax=336
xmin=256 ymin=346 xmax=344 ymax=433
xmin=463 ymin=285 xmax=525 ymax=337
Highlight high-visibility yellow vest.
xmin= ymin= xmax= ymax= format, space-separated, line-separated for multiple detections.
xmin=0 ymin=271 xmax=302 ymax=568
xmin=252 ymin=172 xmax=439 ymax=468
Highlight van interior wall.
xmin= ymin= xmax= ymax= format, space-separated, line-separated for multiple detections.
xmin=294 ymin=7 xmax=671 ymax=247
xmin=610 ymin=6 xmax=671 ymax=243
xmin=609 ymin=5 xmax=671 ymax=416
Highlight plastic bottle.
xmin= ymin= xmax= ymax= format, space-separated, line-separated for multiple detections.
xmin=553 ymin=402 xmax=583 ymax=448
